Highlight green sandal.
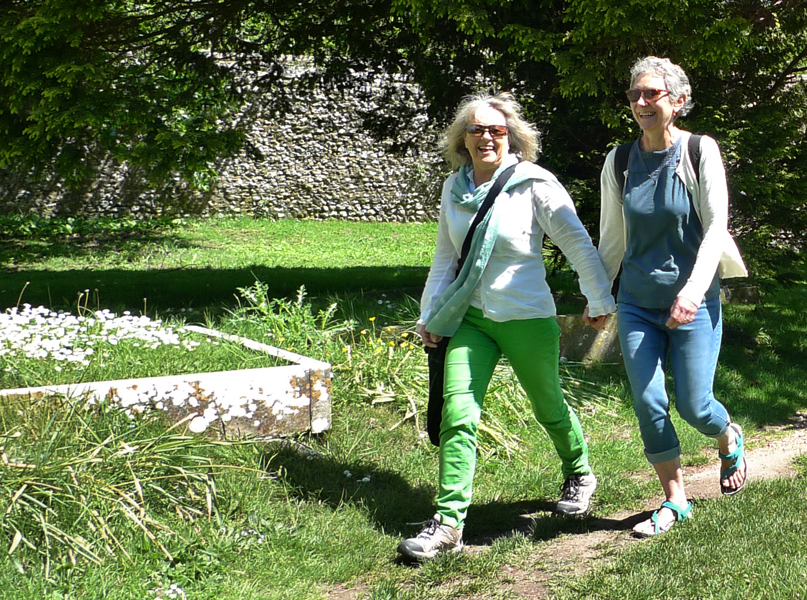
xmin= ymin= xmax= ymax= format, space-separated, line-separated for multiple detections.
xmin=719 ymin=423 xmax=748 ymax=496
xmin=633 ymin=500 xmax=693 ymax=539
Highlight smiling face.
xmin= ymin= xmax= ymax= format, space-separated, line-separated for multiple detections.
xmin=630 ymin=72 xmax=685 ymax=142
xmin=464 ymin=105 xmax=511 ymax=183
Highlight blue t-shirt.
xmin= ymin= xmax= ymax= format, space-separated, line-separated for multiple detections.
xmin=618 ymin=138 xmax=719 ymax=308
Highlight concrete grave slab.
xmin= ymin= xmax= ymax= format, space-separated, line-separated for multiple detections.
xmin=0 ymin=325 xmax=331 ymax=438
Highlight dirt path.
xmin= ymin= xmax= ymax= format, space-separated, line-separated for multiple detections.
xmin=326 ymin=416 xmax=807 ymax=600
xmin=494 ymin=415 xmax=807 ymax=599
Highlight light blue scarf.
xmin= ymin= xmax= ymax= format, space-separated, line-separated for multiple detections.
xmin=425 ymin=155 xmax=545 ymax=337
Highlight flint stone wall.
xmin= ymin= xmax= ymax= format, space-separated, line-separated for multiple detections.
xmin=0 ymin=58 xmax=448 ymax=222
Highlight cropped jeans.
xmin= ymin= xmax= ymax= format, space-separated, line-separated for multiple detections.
xmin=617 ymin=297 xmax=731 ymax=464
xmin=436 ymin=307 xmax=592 ymax=529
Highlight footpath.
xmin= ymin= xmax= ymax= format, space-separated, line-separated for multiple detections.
xmin=326 ymin=414 xmax=807 ymax=599
xmin=485 ymin=415 xmax=807 ymax=599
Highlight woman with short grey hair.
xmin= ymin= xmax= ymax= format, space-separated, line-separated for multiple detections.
xmin=591 ymin=56 xmax=748 ymax=537
xmin=629 ymin=56 xmax=694 ymax=117
xmin=397 ymin=91 xmax=615 ymax=561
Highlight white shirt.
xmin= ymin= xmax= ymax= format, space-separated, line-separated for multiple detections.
xmin=420 ymin=161 xmax=616 ymax=326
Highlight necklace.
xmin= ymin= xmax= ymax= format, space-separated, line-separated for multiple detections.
xmin=636 ymin=138 xmax=681 ymax=184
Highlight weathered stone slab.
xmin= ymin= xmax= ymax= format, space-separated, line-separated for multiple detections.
xmin=721 ymin=285 xmax=761 ymax=304
xmin=557 ymin=314 xmax=622 ymax=364
xmin=0 ymin=326 xmax=331 ymax=438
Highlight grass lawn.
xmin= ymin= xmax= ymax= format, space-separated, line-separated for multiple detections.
xmin=0 ymin=216 xmax=437 ymax=313
xmin=0 ymin=215 xmax=805 ymax=600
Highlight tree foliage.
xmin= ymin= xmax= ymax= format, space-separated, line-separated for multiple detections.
xmin=1 ymin=1 xmax=254 ymax=193
xmin=1 ymin=0 xmax=806 ymax=275
xmin=384 ymin=0 xmax=807 ymax=276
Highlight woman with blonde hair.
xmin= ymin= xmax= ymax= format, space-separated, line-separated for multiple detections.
xmin=397 ymin=91 xmax=615 ymax=561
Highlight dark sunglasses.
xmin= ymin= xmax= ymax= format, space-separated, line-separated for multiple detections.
xmin=626 ymin=88 xmax=671 ymax=103
xmin=466 ymin=124 xmax=509 ymax=138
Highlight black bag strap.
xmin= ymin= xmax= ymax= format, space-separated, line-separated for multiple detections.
xmin=614 ymin=134 xmax=703 ymax=193
xmin=613 ymin=141 xmax=633 ymax=194
xmin=455 ymin=162 xmax=519 ymax=276
xmin=688 ymin=134 xmax=703 ymax=181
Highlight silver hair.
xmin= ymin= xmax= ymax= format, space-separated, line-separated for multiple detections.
xmin=630 ymin=56 xmax=694 ymax=118
xmin=439 ymin=91 xmax=541 ymax=169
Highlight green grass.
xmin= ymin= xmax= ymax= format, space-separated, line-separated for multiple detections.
xmin=0 ymin=216 xmax=438 ymax=313
xmin=0 ymin=215 xmax=805 ymax=599
xmin=0 ymin=215 xmax=586 ymax=316
xmin=552 ymin=464 xmax=807 ymax=600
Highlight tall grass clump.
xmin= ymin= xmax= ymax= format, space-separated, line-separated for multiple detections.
xmin=223 ymin=282 xmax=426 ymax=407
xmin=0 ymin=395 xmax=250 ymax=578
xmin=221 ymin=280 xmax=618 ymax=454
xmin=227 ymin=281 xmax=356 ymax=351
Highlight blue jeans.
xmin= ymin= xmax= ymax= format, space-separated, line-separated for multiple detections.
xmin=617 ymin=298 xmax=731 ymax=464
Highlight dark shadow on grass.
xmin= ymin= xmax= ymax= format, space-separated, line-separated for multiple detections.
xmin=0 ymin=265 xmax=429 ymax=313
xmin=252 ymin=433 xmax=804 ymax=555
xmin=463 ymin=500 xmax=642 ymax=547
xmin=257 ymin=440 xmax=437 ymax=538
xmin=256 ymin=440 xmax=650 ymax=552
xmin=0 ymin=219 xmax=186 ymax=267
xmin=466 ymin=498 xmax=717 ymax=546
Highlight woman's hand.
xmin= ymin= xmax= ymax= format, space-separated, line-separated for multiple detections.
xmin=583 ymin=306 xmax=612 ymax=331
xmin=666 ymin=296 xmax=699 ymax=329
xmin=416 ymin=323 xmax=443 ymax=348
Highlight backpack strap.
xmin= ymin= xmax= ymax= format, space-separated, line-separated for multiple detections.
xmin=613 ymin=141 xmax=633 ymax=193
xmin=613 ymin=134 xmax=704 ymax=192
xmin=688 ymin=134 xmax=703 ymax=184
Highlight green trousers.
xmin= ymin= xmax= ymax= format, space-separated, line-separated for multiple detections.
xmin=436 ymin=307 xmax=591 ymax=528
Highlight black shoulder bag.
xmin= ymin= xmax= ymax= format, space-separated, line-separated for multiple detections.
xmin=425 ymin=162 xmax=518 ymax=446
